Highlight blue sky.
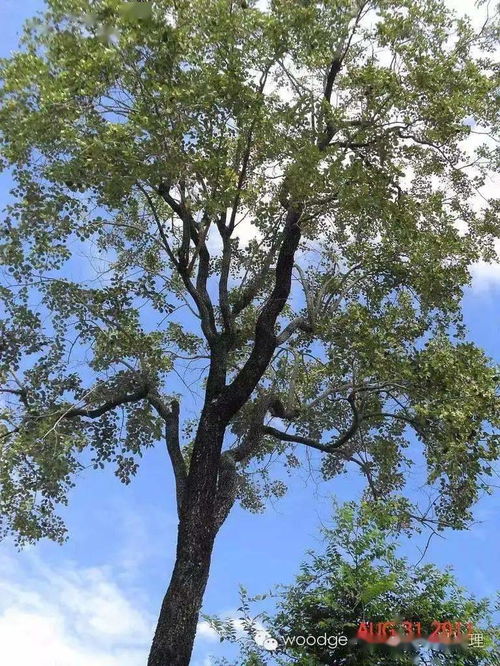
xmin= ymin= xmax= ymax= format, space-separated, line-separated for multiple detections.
xmin=0 ymin=1 xmax=499 ymax=665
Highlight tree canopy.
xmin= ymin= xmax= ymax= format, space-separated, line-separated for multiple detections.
xmin=1 ymin=0 xmax=499 ymax=543
xmin=0 ymin=0 xmax=499 ymax=662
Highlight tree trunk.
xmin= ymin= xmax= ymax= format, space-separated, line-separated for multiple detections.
xmin=147 ymin=518 xmax=217 ymax=665
xmin=147 ymin=409 xmax=227 ymax=666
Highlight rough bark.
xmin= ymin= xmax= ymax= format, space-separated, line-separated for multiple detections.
xmin=147 ymin=405 xmax=229 ymax=665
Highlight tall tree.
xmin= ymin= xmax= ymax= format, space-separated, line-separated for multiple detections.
xmin=0 ymin=0 xmax=499 ymax=663
xmin=208 ymin=502 xmax=499 ymax=665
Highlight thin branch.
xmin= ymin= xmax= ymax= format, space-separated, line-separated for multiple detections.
xmin=232 ymin=233 xmax=281 ymax=317
xmin=140 ymin=183 xmax=218 ymax=343
xmin=262 ymin=393 xmax=360 ymax=454
xmin=294 ymin=263 xmax=315 ymax=324
xmin=137 ymin=183 xmax=181 ymax=270
xmin=364 ymin=411 xmax=426 ymax=438
xmin=64 ymin=383 xmax=150 ymax=419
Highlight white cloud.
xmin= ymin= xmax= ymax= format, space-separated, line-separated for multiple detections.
xmin=470 ymin=258 xmax=500 ymax=292
xmin=0 ymin=552 xmax=152 ymax=666
xmin=196 ymin=620 xmax=220 ymax=642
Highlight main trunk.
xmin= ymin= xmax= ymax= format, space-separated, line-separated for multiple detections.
xmin=147 ymin=410 xmax=227 ymax=666
xmin=147 ymin=514 xmax=217 ymax=665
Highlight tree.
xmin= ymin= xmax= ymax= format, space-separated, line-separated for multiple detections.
xmin=0 ymin=0 xmax=499 ymax=663
xmin=208 ymin=502 xmax=500 ymax=666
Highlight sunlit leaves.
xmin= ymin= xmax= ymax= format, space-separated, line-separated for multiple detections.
xmin=0 ymin=0 xmax=499 ymax=543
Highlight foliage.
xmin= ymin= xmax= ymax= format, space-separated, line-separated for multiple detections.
xmin=208 ymin=502 xmax=500 ymax=665
xmin=0 ymin=0 xmax=498 ymax=546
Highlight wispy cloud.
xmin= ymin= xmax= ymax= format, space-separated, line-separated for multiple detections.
xmin=0 ymin=550 xmax=153 ymax=665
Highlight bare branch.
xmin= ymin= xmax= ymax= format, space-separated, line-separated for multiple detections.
xmin=276 ymin=317 xmax=313 ymax=345
xmin=140 ymin=182 xmax=218 ymax=343
xmin=148 ymin=393 xmax=187 ymax=517
xmin=64 ymin=383 xmax=150 ymax=419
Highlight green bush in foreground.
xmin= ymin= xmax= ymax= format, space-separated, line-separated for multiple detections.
xmin=209 ymin=502 xmax=499 ymax=665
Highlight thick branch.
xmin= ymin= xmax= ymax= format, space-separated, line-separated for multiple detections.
xmin=218 ymin=216 xmax=233 ymax=334
xmin=228 ymin=394 xmax=278 ymax=463
xmin=218 ymin=204 xmax=303 ymax=420
xmin=276 ymin=316 xmax=313 ymax=345
xmin=261 ymin=392 xmax=361 ymax=454
xmin=262 ymin=425 xmax=333 ymax=453
xmin=0 ymin=386 xmax=29 ymax=409
xmin=216 ymin=14 xmax=368 ymax=416
xmin=213 ymin=452 xmax=238 ymax=531
xmin=318 ymin=1 xmax=367 ymax=149
xmin=262 ymin=419 xmax=359 ymax=454
xmin=148 ymin=393 xmax=187 ymax=517
xmin=323 ymin=57 xmax=342 ymax=106
xmin=216 ymin=69 xmax=271 ymax=335
xmin=215 ymin=396 xmax=297 ymax=527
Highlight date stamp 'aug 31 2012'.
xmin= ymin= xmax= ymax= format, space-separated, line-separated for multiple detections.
xmin=356 ymin=620 xmax=485 ymax=646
